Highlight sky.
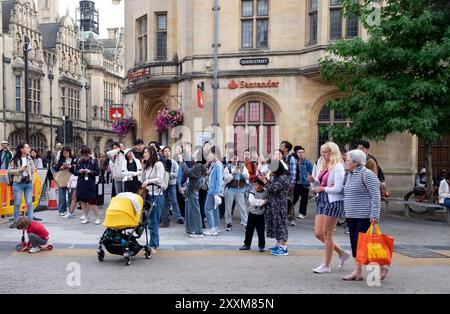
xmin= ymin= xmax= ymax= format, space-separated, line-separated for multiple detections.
xmin=56 ymin=0 xmax=124 ymax=38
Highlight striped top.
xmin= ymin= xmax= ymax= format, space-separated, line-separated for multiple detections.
xmin=344 ymin=165 xmax=381 ymax=219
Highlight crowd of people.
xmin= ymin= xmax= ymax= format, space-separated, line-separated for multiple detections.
xmin=3 ymin=136 xmax=450 ymax=282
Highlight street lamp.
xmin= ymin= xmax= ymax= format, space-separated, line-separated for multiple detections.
xmin=85 ymin=82 xmax=90 ymax=146
xmin=23 ymin=34 xmax=32 ymax=144
xmin=45 ymin=52 xmax=56 ymax=150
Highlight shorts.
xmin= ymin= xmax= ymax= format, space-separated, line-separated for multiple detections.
xmin=315 ymin=192 xmax=344 ymax=218
xmin=78 ymin=199 xmax=97 ymax=206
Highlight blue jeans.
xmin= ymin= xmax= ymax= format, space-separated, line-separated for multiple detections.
xmin=161 ymin=185 xmax=182 ymax=223
xmin=58 ymin=187 xmax=72 ymax=213
xmin=147 ymin=194 xmax=164 ymax=248
xmin=13 ymin=182 xmax=33 ymax=221
xmin=185 ymin=191 xmax=203 ymax=234
xmin=205 ymin=193 xmax=220 ymax=230
xmin=443 ymin=198 xmax=450 ymax=208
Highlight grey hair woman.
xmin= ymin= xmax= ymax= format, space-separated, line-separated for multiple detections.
xmin=342 ymin=149 xmax=388 ymax=281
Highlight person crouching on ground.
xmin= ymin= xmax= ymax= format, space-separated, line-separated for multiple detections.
xmin=16 ymin=216 xmax=50 ymax=253
xmin=239 ymin=178 xmax=267 ymax=252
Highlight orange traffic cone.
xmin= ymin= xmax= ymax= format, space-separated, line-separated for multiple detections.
xmin=47 ymin=180 xmax=58 ymax=210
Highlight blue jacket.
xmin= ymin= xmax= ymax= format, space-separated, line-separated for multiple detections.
xmin=207 ymin=161 xmax=224 ymax=195
xmin=290 ymin=158 xmax=313 ymax=186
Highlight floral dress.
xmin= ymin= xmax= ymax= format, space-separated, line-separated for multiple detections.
xmin=265 ymin=174 xmax=290 ymax=242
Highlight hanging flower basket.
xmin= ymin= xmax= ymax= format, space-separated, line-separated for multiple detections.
xmin=112 ymin=117 xmax=137 ymax=136
xmin=156 ymin=108 xmax=184 ymax=132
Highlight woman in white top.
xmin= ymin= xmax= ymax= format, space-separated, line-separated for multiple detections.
xmin=31 ymin=150 xmax=43 ymax=169
xmin=141 ymin=146 xmax=165 ymax=250
xmin=439 ymin=173 xmax=450 ymax=208
xmin=122 ymin=148 xmax=142 ymax=194
xmin=308 ymin=142 xmax=350 ymax=274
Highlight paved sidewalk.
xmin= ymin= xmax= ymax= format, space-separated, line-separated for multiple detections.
xmin=1 ymin=192 xmax=449 ymax=251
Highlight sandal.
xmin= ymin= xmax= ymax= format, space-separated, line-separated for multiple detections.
xmin=342 ymin=273 xmax=363 ymax=281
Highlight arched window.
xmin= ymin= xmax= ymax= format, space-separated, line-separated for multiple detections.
xmin=29 ymin=133 xmax=48 ymax=155
xmin=8 ymin=132 xmax=22 ymax=149
xmin=317 ymin=103 xmax=351 ymax=157
xmin=105 ymin=139 xmax=115 ymax=151
xmin=73 ymin=136 xmax=84 ymax=154
xmin=233 ymin=101 xmax=276 ymax=157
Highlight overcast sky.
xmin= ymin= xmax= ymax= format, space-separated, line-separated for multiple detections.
xmin=57 ymin=0 xmax=124 ymax=38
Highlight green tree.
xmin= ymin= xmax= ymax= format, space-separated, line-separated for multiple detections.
xmin=320 ymin=0 xmax=450 ymax=188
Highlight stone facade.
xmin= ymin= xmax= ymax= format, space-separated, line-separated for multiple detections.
xmin=129 ymin=0 xmax=417 ymax=192
xmin=0 ymin=0 xmax=125 ymax=157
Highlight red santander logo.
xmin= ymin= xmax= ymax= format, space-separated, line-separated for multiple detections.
xmin=228 ymin=80 xmax=239 ymax=89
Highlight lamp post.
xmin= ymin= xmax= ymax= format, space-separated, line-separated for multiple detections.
xmin=45 ymin=53 xmax=56 ymax=150
xmin=212 ymin=0 xmax=221 ymax=144
xmin=23 ymin=34 xmax=32 ymax=144
xmin=85 ymin=82 xmax=90 ymax=147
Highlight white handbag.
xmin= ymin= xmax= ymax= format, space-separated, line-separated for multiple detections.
xmin=68 ymin=174 xmax=78 ymax=190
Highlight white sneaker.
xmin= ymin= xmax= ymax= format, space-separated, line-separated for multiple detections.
xmin=79 ymin=215 xmax=86 ymax=220
xmin=313 ymin=263 xmax=331 ymax=274
xmin=81 ymin=219 xmax=89 ymax=224
xmin=189 ymin=233 xmax=204 ymax=238
xmin=29 ymin=247 xmax=41 ymax=253
xmin=203 ymin=229 xmax=218 ymax=236
xmin=60 ymin=212 xmax=67 ymax=216
xmin=338 ymin=251 xmax=351 ymax=269
xmin=298 ymin=214 xmax=306 ymax=219
xmin=289 ymin=221 xmax=296 ymax=226
xmin=94 ymin=219 xmax=101 ymax=225
xmin=62 ymin=213 xmax=75 ymax=219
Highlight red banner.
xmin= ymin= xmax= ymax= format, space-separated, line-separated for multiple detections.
xmin=197 ymin=83 xmax=204 ymax=109
xmin=109 ymin=107 xmax=124 ymax=120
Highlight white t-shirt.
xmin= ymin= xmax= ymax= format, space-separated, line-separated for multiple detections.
xmin=21 ymin=157 xmax=29 ymax=177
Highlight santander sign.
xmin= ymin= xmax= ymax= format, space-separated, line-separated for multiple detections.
xmin=228 ymin=80 xmax=279 ymax=89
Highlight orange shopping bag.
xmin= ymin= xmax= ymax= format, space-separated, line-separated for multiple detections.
xmin=356 ymin=224 xmax=394 ymax=266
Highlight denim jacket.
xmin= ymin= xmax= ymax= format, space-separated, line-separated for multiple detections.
xmin=207 ymin=160 xmax=224 ymax=196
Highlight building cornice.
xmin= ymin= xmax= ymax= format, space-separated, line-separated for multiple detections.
xmin=177 ymin=45 xmax=328 ymax=63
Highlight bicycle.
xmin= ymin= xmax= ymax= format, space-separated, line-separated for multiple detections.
xmin=403 ymin=185 xmax=440 ymax=213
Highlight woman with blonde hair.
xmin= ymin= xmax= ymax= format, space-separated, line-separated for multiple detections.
xmin=308 ymin=142 xmax=350 ymax=274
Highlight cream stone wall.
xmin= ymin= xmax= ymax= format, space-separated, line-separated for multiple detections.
xmin=123 ymin=0 xmax=417 ymax=191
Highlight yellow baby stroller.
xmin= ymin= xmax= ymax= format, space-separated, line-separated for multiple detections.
xmin=97 ymin=193 xmax=154 ymax=266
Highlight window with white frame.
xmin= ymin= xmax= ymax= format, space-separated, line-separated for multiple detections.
xmin=28 ymin=78 xmax=41 ymax=114
xmin=15 ymin=76 xmax=21 ymax=112
xmin=29 ymin=133 xmax=48 ymax=155
xmin=241 ymin=0 xmax=269 ymax=49
xmin=156 ymin=13 xmax=167 ymax=60
xmin=308 ymin=0 xmax=319 ymax=45
xmin=136 ymin=15 xmax=148 ymax=64
xmin=329 ymin=0 xmax=359 ymax=40
xmin=104 ymin=81 xmax=113 ymax=120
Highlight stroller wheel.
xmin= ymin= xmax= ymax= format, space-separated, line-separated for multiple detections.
xmin=145 ymin=247 xmax=153 ymax=259
xmin=97 ymin=250 xmax=105 ymax=262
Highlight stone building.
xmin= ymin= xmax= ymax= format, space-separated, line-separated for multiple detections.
xmin=0 ymin=0 xmax=125 ymax=157
xmin=119 ymin=0 xmax=450 ymax=192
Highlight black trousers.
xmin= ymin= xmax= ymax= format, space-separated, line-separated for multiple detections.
xmin=346 ymin=218 xmax=371 ymax=258
xmin=292 ymin=184 xmax=310 ymax=216
xmin=244 ymin=213 xmax=265 ymax=248
xmin=177 ymin=186 xmax=185 ymax=218
xmin=199 ymin=189 xmax=207 ymax=221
